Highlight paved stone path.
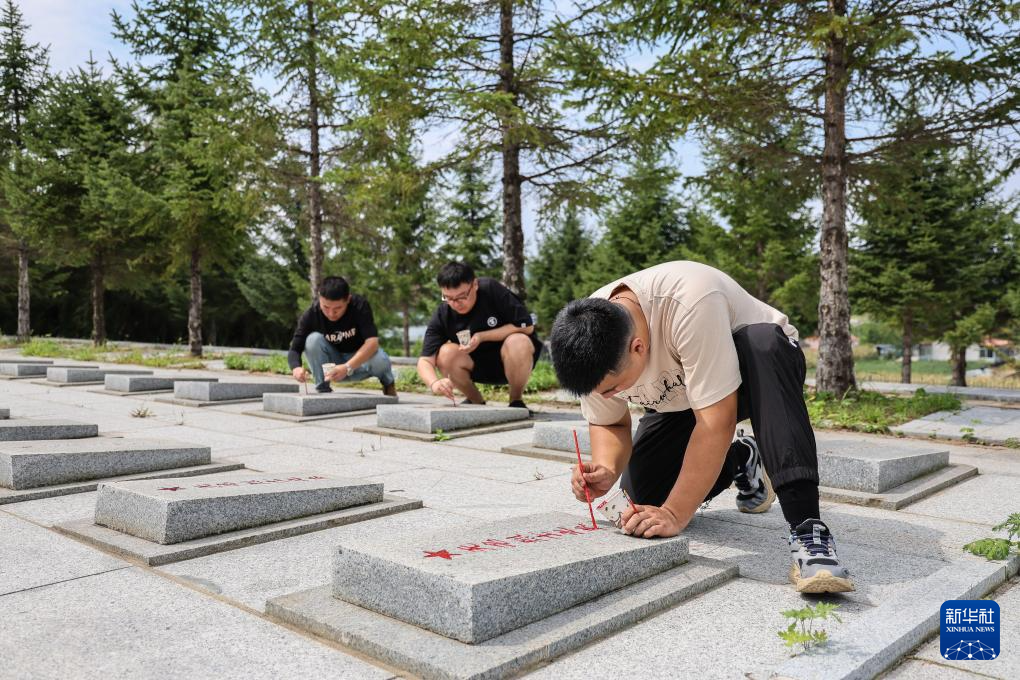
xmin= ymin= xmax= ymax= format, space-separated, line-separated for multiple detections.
xmin=806 ymin=377 xmax=1020 ymax=404
xmin=1 ymin=350 xmax=1018 ymax=679
xmin=895 ymin=405 xmax=1020 ymax=446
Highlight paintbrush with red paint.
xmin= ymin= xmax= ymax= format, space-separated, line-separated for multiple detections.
xmin=573 ymin=429 xmax=598 ymax=529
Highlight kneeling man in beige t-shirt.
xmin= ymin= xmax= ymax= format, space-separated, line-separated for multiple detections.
xmin=549 ymin=261 xmax=854 ymax=594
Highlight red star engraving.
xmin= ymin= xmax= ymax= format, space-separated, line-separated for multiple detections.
xmin=158 ymin=486 xmax=184 ymax=491
xmin=423 ymin=549 xmax=459 ymax=560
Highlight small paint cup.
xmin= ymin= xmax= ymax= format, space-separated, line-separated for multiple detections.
xmin=456 ymin=330 xmax=472 ymax=347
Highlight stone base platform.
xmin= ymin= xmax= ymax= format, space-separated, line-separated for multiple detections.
xmin=0 ymin=408 xmax=8 ymax=419
xmin=0 ymin=461 xmax=244 ymax=505
xmin=817 ymin=438 xmax=950 ymax=493
xmin=819 ymin=463 xmax=978 ymax=509
xmin=0 ymin=419 xmax=99 ymax=442
xmin=157 ymin=380 xmax=300 ymax=406
xmin=0 ymin=357 xmax=52 ymax=364
xmin=57 ymin=493 xmax=422 ymax=566
xmin=268 ymin=556 xmax=736 ymax=680
xmin=248 ymin=391 xmax=397 ymax=423
xmin=357 ymin=420 xmax=536 ymax=442
xmin=356 ymin=404 xmax=534 ymax=441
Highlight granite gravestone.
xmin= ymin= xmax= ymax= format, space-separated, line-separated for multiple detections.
xmin=104 ymin=374 xmax=217 ymax=393
xmin=94 ymin=473 xmax=384 ymax=544
xmin=1 ymin=363 xmax=97 ymax=377
xmin=0 ymin=420 xmax=98 ymax=442
xmin=0 ymin=439 xmax=210 ymax=490
xmin=332 ymin=511 xmax=689 ymax=643
xmin=263 ymin=391 xmax=396 ymax=417
xmin=174 ymin=381 xmax=298 ymax=402
xmin=818 ymin=439 xmax=949 ymax=493
xmin=375 ymin=404 xmax=530 ymax=434
xmin=45 ymin=367 xmax=152 ymax=384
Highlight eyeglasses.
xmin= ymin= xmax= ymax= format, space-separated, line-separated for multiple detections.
xmin=442 ymin=284 xmax=474 ymax=304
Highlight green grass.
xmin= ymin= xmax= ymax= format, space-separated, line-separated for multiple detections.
xmin=19 ymin=338 xmax=207 ymax=368
xmin=223 ymin=353 xmax=293 ymax=374
xmin=854 ymin=358 xmax=954 ymax=377
xmin=806 ymin=388 xmax=962 ymax=434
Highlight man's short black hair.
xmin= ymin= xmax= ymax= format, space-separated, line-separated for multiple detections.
xmin=437 ymin=261 xmax=475 ymax=289
xmin=548 ymin=298 xmax=634 ymax=396
xmin=319 ymin=276 xmax=350 ymax=301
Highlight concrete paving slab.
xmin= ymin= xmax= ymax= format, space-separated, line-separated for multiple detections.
xmin=0 ymin=437 xmax=211 ymax=489
xmin=904 ymin=474 xmax=1020 ymax=526
xmin=0 ymin=513 xmax=128 ymax=596
xmin=174 ymin=380 xmax=299 ymax=402
xmin=819 ymin=464 xmax=978 ymax=510
xmin=122 ymin=424 xmax=263 ymax=451
xmin=0 ymin=419 xmax=98 ymax=441
xmin=682 ymin=514 xmax=951 ymax=607
xmin=94 ymin=472 xmax=384 ymax=544
xmin=525 ymin=575 xmax=871 ymax=680
xmin=103 ymin=374 xmax=217 ymax=393
xmin=332 ymin=511 xmax=689 ymax=643
xmin=2 ymin=490 xmax=100 ymax=526
xmin=0 ymin=568 xmax=394 ymax=680
xmin=268 ymin=556 xmax=736 ymax=680
xmin=262 ymin=391 xmax=397 ymax=417
xmin=0 ymin=362 xmax=96 ymax=377
xmin=356 ymin=420 xmax=535 ymax=442
xmin=364 ymin=441 xmax=573 ymax=485
xmin=771 ymin=559 xmax=1012 ymax=680
xmin=882 ymin=659 xmax=987 ymax=679
xmin=57 ymin=493 xmax=422 ymax=566
xmin=375 ymin=403 xmax=531 ymax=434
xmin=817 ymin=438 xmax=949 ymax=493
xmin=0 ymin=461 xmax=245 ymax=505
xmin=159 ymin=507 xmax=470 ymax=611
xmin=229 ymin=445 xmax=411 ymax=479
xmin=912 ymin=576 xmax=1020 ymax=679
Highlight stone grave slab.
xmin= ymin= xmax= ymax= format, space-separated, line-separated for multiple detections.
xmin=818 ymin=438 xmax=949 ymax=493
xmin=0 ymin=363 xmax=97 ymax=378
xmin=0 ymin=419 xmax=98 ymax=442
xmin=356 ymin=403 xmax=532 ymax=441
xmin=331 ymin=511 xmax=689 ymax=643
xmin=500 ymin=420 xmax=638 ymax=463
xmin=815 ymin=438 xmax=975 ymax=508
xmin=102 ymin=374 xmax=217 ymax=394
xmin=0 ymin=357 xmax=52 ymax=364
xmin=41 ymin=367 xmax=152 ymax=386
xmin=0 ymin=408 xmax=8 ymax=419
xmin=252 ymin=391 xmax=398 ymax=422
xmin=0 ymin=460 xmax=244 ymax=505
xmin=0 ymin=438 xmax=211 ymax=490
xmin=57 ymin=472 xmax=420 ymax=565
xmin=270 ymin=518 xmax=735 ymax=680
xmin=163 ymin=380 xmax=299 ymax=406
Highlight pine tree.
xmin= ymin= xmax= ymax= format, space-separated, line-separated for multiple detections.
xmin=577 ymin=148 xmax=686 ymax=293
xmin=528 ymin=202 xmax=591 ymax=331
xmin=6 ymin=57 xmax=147 ymax=345
xmin=440 ymin=160 xmax=501 ymax=279
xmin=0 ymin=0 xmax=48 ymax=341
xmin=113 ymin=0 xmax=273 ymax=356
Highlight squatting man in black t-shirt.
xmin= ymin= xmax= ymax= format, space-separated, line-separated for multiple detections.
xmin=288 ymin=276 xmax=397 ymax=396
xmin=417 ymin=262 xmax=543 ymax=409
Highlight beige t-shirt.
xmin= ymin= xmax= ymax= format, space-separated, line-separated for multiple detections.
xmin=580 ymin=261 xmax=798 ymax=425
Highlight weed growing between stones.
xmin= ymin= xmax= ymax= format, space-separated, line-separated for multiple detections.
xmin=130 ymin=405 xmax=154 ymax=418
xmin=964 ymin=513 xmax=1020 ymax=560
xmin=434 ymin=429 xmax=451 ymax=442
xmin=778 ymin=602 xmax=842 ymax=653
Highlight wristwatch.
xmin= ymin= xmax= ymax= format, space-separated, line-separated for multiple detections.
xmin=345 ymin=362 xmax=354 ymax=374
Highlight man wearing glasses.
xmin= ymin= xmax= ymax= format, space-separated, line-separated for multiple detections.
xmin=417 ymin=261 xmax=542 ymax=409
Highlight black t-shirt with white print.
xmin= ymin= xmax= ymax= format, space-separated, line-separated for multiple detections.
xmin=420 ymin=277 xmax=542 ymax=365
xmin=287 ymin=295 xmax=378 ymax=369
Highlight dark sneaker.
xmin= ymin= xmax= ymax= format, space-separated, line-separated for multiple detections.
xmin=789 ymin=519 xmax=855 ymax=593
xmin=731 ymin=430 xmax=775 ymax=514
xmin=461 ymin=398 xmax=485 ymax=405
xmin=315 ymin=381 xmax=333 ymax=394
xmin=382 ymin=382 xmax=398 ymax=398
xmin=508 ymin=399 xmax=532 ymax=416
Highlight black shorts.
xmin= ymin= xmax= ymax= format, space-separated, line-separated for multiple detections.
xmin=620 ymin=323 xmax=817 ymax=506
xmin=469 ymin=338 xmax=543 ymax=385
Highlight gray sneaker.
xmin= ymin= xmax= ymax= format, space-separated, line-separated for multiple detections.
xmin=789 ymin=519 xmax=855 ymax=593
xmin=732 ymin=431 xmax=776 ymax=514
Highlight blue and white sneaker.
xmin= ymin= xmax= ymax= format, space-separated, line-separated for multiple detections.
xmin=789 ymin=519 xmax=855 ymax=593
xmin=731 ymin=430 xmax=776 ymax=514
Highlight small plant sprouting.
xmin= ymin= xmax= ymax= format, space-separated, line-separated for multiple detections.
xmin=533 ymin=470 xmax=545 ymax=481
xmin=959 ymin=426 xmax=977 ymax=443
xmin=130 ymin=405 xmax=153 ymax=418
xmin=963 ymin=512 xmax=1020 ymax=561
xmin=1003 ymin=438 xmax=1020 ymax=450
xmin=778 ymin=602 xmax=842 ymax=653
xmin=434 ymin=428 xmax=451 ymax=442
